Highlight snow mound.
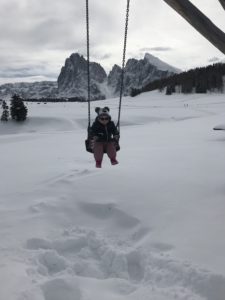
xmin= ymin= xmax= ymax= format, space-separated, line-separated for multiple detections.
xmin=78 ymin=202 xmax=140 ymax=228
xmin=42 ymin=278 xmax=81 ymax=300
xmin=38 ymin=250 xmax=67 ymax=275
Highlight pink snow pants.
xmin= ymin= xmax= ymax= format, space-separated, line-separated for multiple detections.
xmin=93 ymin=142 xmax=117 ymax=162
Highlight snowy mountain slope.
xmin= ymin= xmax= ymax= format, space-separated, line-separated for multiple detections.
xmin=58 ymin=53 xmax=180 ymax=99
xmin=144 ymin=53 xmax=181 ymax=73
xmin=0 ymin=81 xmax=58 ymax=100
xmin=1 ymin=92 xmax=225 ymax=300
xmin=108 ymin=53 xmax=180 ymax=95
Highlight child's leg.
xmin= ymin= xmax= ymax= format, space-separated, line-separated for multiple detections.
xmin=106 ymin=142 xmax=118 ymax=164
xmin=93 ymin=142 xmax=104 ymax=165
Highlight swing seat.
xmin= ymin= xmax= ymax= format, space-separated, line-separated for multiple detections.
xmin=85 ymin=138 xmax=120 ymax=153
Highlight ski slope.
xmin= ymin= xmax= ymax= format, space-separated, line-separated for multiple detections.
xmin=0 ymin=91 xmax=225 ymax=300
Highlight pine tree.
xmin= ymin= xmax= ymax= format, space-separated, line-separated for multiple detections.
xmin=130 ymin=88 xmax=141 ymax=97
xmin=1 ymin=100 xmax=9 ymax=121
xmin=10 ymin=94 xmax=28 ymax=121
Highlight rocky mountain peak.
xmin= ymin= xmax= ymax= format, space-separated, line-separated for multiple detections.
xmin=57 ymin=53 xmax=107 ymax=100
xmin=108 ymin=53 xmax=178 ymax=96
xmin=144 ymin=53 xmax=181 ymax=73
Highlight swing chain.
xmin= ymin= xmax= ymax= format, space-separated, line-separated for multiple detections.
xmin=86 ymin=0 xmax=91 ymax=130
xmin=86 ymin=0 xmax=130 ymax=134
xmin=117 ymin=0 xmax=130 ymax=133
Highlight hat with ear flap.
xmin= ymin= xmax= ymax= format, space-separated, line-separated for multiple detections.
xmin=95 ymin=106 xmax=111 ymax=118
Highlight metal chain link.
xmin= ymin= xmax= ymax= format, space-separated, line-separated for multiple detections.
xmin=86 ymin=0 xmax=91 ymax=130
xmin=117 ymin=0 xmax=130 ymax=133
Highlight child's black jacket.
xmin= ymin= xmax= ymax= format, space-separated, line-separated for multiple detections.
xmin=90 ymin=118 xmax=119 ymax=142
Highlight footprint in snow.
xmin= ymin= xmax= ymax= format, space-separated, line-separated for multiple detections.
xmin=25 ymin=227 xmax=225 ymax=300
xmin=78 ymin=201 xmax=140 ymax=229
xmin=45 ymin=169 xmax=96 ymax=187
xmin=42 ymin=278 xmax=81 ymax=300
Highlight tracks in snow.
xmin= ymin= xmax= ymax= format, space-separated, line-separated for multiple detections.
xmin=13 ymin=168 xmax=225 ymax=300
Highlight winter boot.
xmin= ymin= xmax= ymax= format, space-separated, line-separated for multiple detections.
xmin=111 ymin=158 xmax=118 ymax=165
xmin=96 ymin=160 xmax=102 ymax=168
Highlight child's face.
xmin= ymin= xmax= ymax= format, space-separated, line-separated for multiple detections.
xmin=98 ymin=115 xmax=109 ymax=124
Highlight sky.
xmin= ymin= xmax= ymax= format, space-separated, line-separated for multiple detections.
xmin=0 ymin=0 xmax=224 ymax=85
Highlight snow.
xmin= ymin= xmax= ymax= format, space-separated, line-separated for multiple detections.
xmin=0 ymin=91 xmax=225 ymax=300
xmin=98 ymin=81 xmax=115 ymax=99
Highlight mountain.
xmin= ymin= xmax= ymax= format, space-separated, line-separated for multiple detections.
xmin=144 ymin=53 xmax=181 ymax=73
xmin=108 ymin=53 xmax=181 ymax=95
xmin=107 ymin=65 xmax=122 ymax=95
xmin=0 ymin=81 xmax=58 ymax=100
xmin=58 ymin=53 xmax=107 ymax=100
xmin=0 ymin=53 xmax=180 ymax=100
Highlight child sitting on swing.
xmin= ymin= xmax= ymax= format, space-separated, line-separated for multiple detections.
xmin=90 ymin=107 xmax=120 ymax=168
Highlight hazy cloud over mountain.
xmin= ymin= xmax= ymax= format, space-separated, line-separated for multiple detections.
xmin=140 ymin=47 xmax=173 ymax=52
xmin=208 ymin=57 xmax=220 ymax=63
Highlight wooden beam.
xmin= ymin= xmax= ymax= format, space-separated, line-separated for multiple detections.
xmin=163 ymin=0 xmax=225 ymax=54
xmin=218 ymin=0 xmax=225 ymax=10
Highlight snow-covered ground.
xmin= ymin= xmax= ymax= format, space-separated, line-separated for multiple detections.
xmin=0 ymin=91 xmax=225 ymax=300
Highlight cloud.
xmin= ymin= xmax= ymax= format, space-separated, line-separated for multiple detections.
xmin=0 ymin=65 xmax=57 ymax=79
xmin=0 ymin=0 xmax=225 ymax=84
xmin=0 ymin=76 xmax=56 ymax=85
xmin=91 ymin=53 xmax=112 ymax=61
xmin=208 ymin=57 xmax=220 ymax=63
xmin=140 ymin=47 xmax=173 ymax=52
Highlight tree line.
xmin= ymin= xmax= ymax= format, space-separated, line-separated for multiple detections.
xmin=24 ymin=96 xmax=86 ymax=103
xmin=131 ymin=63 xmax=225 ymax=96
